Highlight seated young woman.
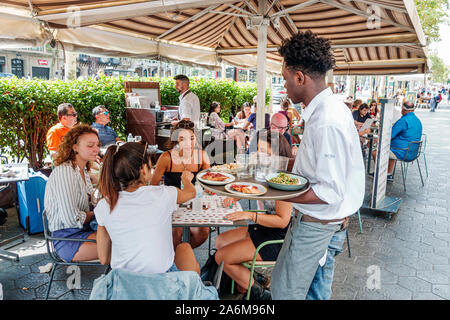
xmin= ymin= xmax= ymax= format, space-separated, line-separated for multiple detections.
xmin=95 ymin=141 xmax=200 ymax=275
xmin=44 ymin=124 xmax=100 ymax=262
xmin=150 ymin=120 xmax=210 ymax=249
xmin=215 ymin=130 xmax=293 ymax=300
xmin=208 ymin=101 xmax=246 ymax=150
xmin=235 ymin=102 xmax=252 ymax=124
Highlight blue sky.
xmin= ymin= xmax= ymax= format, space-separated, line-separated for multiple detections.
xmin=428 ymin=10 xmax=450 ymax=66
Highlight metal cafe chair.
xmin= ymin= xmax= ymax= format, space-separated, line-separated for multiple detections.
xmin=392 ymin=141 xmax=424 ymax=192
xmin=231 ymin=239 xmax=283 ymax=300
xmin=41 ymin=210 xmax=109 ymax=300
xmin=419 ymin=133 xmax=428 ymax=178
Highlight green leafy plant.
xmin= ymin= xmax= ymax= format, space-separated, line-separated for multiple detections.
xmin=0 ymin=76 xmax=268 ymax=169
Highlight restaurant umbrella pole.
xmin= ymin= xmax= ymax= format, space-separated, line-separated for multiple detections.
xmin=361 ymin=98 xmax=402 ymax=219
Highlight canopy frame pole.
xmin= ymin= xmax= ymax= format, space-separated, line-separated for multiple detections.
xmin=256 ymin=0 xmax=269 ymax=130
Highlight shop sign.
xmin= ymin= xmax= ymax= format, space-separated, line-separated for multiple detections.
xmin=38 ymin=59 xmax=48 ymax=65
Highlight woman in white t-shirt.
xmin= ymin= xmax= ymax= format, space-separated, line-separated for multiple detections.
xmin=95 ymin=141 xmax=199 ymax=275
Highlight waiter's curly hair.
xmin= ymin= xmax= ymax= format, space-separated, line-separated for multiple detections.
xmin=53 ymin=124 xmax=99 ymax=171
xmin=278 ymin=30 xmax=335 ymax=78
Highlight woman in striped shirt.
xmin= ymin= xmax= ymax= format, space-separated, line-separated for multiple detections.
xmin=44 ymin=124 xmax=100 ymax=262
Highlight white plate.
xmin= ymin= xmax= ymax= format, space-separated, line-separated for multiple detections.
xmin=224 ymin=182 xmax=267 ymax=197
xmin=197 ymin=171 xmax=235 ymax=185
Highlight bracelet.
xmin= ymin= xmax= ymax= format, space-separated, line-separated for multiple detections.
xmin=255 ymin=213 xmax=258 ymax=224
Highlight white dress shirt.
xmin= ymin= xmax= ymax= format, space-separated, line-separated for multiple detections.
xmin=292 ymin=87 xmax=365 ymax=220
xmin=178 ymin=90 xmax=200 ymax=123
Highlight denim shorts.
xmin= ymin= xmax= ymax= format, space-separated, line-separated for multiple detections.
xmin=166 ymin=263 xmax=179 ymax=273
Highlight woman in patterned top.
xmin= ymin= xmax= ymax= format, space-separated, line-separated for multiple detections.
xmin=208 ymin=101 xmax=246 ymax=150
xmin=44 ymin=124 xmax=100 ymax=262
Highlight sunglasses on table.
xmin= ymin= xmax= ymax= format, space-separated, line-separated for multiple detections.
xmin=176 ymin=120 xmax=195 ymax=129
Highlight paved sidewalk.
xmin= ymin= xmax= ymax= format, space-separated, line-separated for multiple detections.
xmin=1 ymin=107 xmax=449 ymax=300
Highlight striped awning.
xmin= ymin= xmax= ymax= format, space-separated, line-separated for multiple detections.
xmin=1 ymin=0 xmax=428 ymax=74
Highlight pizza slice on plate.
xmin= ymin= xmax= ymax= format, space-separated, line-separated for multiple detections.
xmin=201 ymin=172 xmax=230 ymax=181
xmin=230 ymin=184 xmax=262 ymax=194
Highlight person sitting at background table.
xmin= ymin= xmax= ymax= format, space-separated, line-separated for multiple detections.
xmin=44 ymin=124 xmax=100 ymax=262
xmin=247 ymin=113 xmax=294 ymax=156
xmin=352 ymin=103 xmax=371 ymax=130
xmin=95 ymin=141 xmax=200 ymax=275
xmin=150 ymin=120 xmax=210 ymax=249
xmin=280 ymin=97 xmax=301 ymax=128
xmin=242 ymin=104 xmax=271 ymax=131
xmin=46 ymin=103 xmax=78 ymax=160
xmin=369 ymin=100 xmax=379 ymax=119
xmin=235 ymin=102 xmax=252 ymax=122
xmin=215 ymin=130 xmax=293 ymax=300
xmin=91 ymin=105 xmax=122 ymax=147
xmin=208 ymin=101 xmax=246 ymax=150
xmin=351 ymin=99 xmax=362 ymax=111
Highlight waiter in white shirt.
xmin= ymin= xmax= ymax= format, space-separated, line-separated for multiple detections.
xmin=172 ymin=74 xmax=201 ymax=126
xmin=270 ymin=31 xmax=365 ymax=300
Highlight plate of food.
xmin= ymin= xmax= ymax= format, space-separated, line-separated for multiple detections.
xmin=211 ymin=163 xmax=244 ymax=173
xmin=265 ymin=172 xmax=308 ymax=191
xmin=197 ymin=171 xmax=235 ymax=185
xmin=224 ymin=182 xmax=267 ymax=196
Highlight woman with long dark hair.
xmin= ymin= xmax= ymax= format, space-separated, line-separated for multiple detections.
xmin=44 ymin=124 xmax=100 ymax=262
xmin=215 ymin=130 xmax=293 ymax=300
xmin=150 ymin=120 xmax=210 ymax=249
xmin=95 ymin=141 xmax=200 ymax=274
xmin=369 ymin=100 xmax=379 ymax=119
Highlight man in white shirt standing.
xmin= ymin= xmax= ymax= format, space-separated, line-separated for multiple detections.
xmin=270 ymin=31 xmax=365 ymax=300
xmin=172 ymin=74 xmax=201 ymax=126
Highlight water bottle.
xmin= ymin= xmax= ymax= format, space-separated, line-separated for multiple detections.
xmin=155 ymin=101 xmax=160 ymax=110
xmin=192 ymin=181 xmax=203 ymax=213
xmin=127 ymin=133 xmax=134 ymax=142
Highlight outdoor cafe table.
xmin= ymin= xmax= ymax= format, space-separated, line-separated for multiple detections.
xmin=172 ymin=194 xmax=248 ymax=243
xmin=0 ymin=163 xmax=29 ymax=261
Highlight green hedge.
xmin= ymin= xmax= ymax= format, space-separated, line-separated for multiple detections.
xmin=0 ymin=76 xmax=270 ymax=169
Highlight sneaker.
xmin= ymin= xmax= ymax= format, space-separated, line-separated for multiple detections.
xmin=254 ymin=273 xmax=270 ymax=288
xmin=246 ymin=281 xmax=272 ymax=300
xmin=387 ymin=174 xmax=394 ymax=182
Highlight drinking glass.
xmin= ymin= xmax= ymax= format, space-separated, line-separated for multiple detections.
xmin=255 ymin=153 xmax=270 ymax=182
xmin=235 ymin=154 xmax=249 ymax=179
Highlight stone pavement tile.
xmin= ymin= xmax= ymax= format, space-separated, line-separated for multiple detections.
xmin=15 ymin=272 xmax=50 ymax=289
xmin=373 ymin=251 xmax=403 ymax=265
xmin=0 ymin=279 xmax=14 ymax=291
xmin=418 ymin=236 xmax=448 ymax=248
xmin=388 ymin=246 xmax=419 ymax=258
xmin=434 ymin=232 xmax=450 ymax=243
xmin=0 ymin=265 xmax=31 ymax=281
xmin=385 ymin=263 xmax=416 ymax=277
xmin=380 ymin=269 xmax=399 ymax=285
xmin=30 ymin=258 xmax=54 ymax=273
xmin=398 ymin=276 xmax=432 ymax=293
xmin=331 ymin=283 xmax=358 ymax=300
xmin=58 ymin=289 xmax=92 ymax=300
xmin=354 ymin=256 xmax=387 ymax=269
xmin=8 ymin=253 xmax=47 ymax=266
xmin=355 ymin=288 xmax=389 ymax=300
xmin=433 ymin=265 xmax=450 ymax=278
xmin=379 ymin=284 xmax=413 ymax=300
xmin=35 ymin=280 xmax=70 ymax=300
xmin=401 ymin=257 xmax=433 ymax=271
xmin=432 ymin=285 xmax=450 ymax=300
xmin=412 ymin=292 xmax=444 ymax=300
xmin=402 ymin=241 xmax=434 ymax=254
xmin=419 ymin=252 xmax=449 ymax=265
xmin=3 ymin=288 xmax=36 ymax=300
xmin=416 ymin=271 xmax=449 ymax=285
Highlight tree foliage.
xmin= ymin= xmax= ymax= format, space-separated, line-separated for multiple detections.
xmin=429 ymin=53 xmax=450 ymax=83
xmin=415 ymin=0 xmax=449 ymax=44
xmin=0 ymin=76 xmax=269 ymax=168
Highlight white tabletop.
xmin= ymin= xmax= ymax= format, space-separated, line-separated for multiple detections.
xmin=172 ymin=194 xmax=247 ymax=227
xmin=0 ymin=163 xmax=29 ymax=183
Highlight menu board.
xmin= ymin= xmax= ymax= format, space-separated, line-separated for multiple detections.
xmin=371 ymin=99 xmax=394 ymax=208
